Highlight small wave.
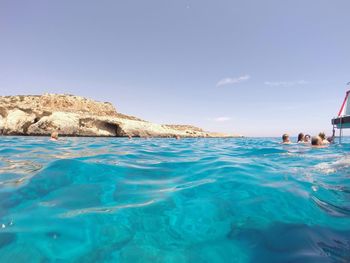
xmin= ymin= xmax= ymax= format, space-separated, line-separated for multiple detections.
xmin=314 ymin=162 xmax=336 ymax=174
xmin=158 ymin=178 xmax=216 ymax=193
xmin=240 ymin=147 xmax=287 ymax=157
xmin=311 ymin=196 xmax=350 ymax=217
xmin=61 ymin=200 xmax=156 ymax=217
xmin=0 ymin=158 xmax=42 ymax=175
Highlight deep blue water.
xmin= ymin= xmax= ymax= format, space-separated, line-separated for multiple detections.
xmin=0 ymin=136 xmax=350 ymax=262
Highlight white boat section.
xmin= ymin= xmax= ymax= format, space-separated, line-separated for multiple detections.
xmin=332 ymin=90 xmax=350 ymax=129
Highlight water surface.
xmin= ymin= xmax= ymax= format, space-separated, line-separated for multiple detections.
xmin=0 ymin=136 xmax=350 ymax=262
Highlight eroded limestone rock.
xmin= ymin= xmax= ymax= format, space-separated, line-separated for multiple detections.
xmin=3 ymin=109 xmax=36 ymax=135
xmin=27 ymin=112 xmax=80 ymax=135
xmin=0 ymin=94 xmax=239 ymax=137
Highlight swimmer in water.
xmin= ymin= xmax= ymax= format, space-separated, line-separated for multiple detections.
xmin=318 ymin=132 xmax=330 ymax=145
xmin=304 ymin=134 xmax=311 ymax=143
xmin=297 ymin=133 xmax=305 ymax=143
xmin=311 ymin=136 xmax=324 ymax=147
xmin=281 ymin=134 xmax=291 ymax=144
xmin=327 ymin=136 xmax=334 ymax=144
xmin=50 ymin=131 xmax=58 ymax=141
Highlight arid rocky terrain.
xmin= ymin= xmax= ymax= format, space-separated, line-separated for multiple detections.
xmin=0 ymin=94 xmax=241 ymax=138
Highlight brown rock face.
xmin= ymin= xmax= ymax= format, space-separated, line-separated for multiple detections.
xmin=0 ymin=94 xmax=117 ymax=116
xmin=0 ymin=94 xmax=238 ymax=137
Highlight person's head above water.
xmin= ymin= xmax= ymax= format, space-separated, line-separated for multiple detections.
xmin=311 ymin=136 xmax=323 ymax=146
xmin=327 ymin=136 xmax=334 ymax=143
xmin=50 ymin=131 xmax=58 ymax=141
xmin=297 ymin=133 xmax=304 ymax=142
xmin=318 ymin=132 xmax=330 ymax=144
xmin=282 ymin=134 xmax=291 ymax=144
xmin=318 ymin=132 xmax=326 ymax=140
xmin=304 ymin=134 xmax=311 ymax=142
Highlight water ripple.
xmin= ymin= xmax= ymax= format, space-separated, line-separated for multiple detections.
xmin=0 ymin=136 xmax=350 ymax=262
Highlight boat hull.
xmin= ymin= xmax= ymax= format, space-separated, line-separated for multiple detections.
xmin=332 ymin=116 xmax=350 ymax=128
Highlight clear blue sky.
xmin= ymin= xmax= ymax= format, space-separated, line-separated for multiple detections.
xmin=1 ymin=0 xmax=349 ymax=136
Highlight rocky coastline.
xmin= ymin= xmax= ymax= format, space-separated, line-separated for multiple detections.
xmin=0 ymin=94 xmax=241 ymax=138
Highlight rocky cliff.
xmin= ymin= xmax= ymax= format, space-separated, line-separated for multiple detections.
xmin=0 ymin=94 xmax=238 ymax=138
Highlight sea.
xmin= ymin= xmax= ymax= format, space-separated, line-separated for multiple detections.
xmin=0 ymin=136 xmax=349 ymax=262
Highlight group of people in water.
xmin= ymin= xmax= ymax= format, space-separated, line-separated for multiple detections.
xmin=281 ymin=132 xmax=332 ymax=146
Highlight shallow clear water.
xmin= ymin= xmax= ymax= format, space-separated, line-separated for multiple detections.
xmin=0 ymin=136 xmax=350 ymax=262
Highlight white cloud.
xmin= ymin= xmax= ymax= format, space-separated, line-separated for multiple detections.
xmin=264 ymin=80 xmax=308 ymax=87
xmin=212 ymin=116 xmax=231 ymax=122
xmin=216 ymin=74 xmax=250 ymax=87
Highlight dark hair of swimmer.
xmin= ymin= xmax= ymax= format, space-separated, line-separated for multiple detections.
xmin=318 ymin=132 xmax=326 ymax=140
xmin=297 ymin=133 xmax=304 ymax=142
xmin=311 ymin=136 xmax=322 ymax=146
xmin=327 ymin=136 xmax=333 ymax=143
xmin=282 ymin=134 xmax=289 ymax=142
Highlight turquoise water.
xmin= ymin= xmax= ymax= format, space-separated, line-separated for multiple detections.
xmin=0 ymin=136 xmax=350 ymax=262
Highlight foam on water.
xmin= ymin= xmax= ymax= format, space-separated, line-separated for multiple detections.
xmin=0 ymin=136 xmax=350 ymax=262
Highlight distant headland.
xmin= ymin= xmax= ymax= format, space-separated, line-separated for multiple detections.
xmin=0 ymin=94 xmax=242 ymax=138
